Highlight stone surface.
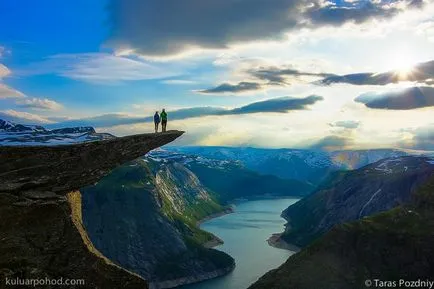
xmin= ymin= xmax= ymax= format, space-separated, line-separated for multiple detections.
xmin=0 ymin=131 xmax=184 ymax=289
xmin=0 ymin=131 xmax=184 ymax=197
xmin=81 ymin=159 xmax=235 ymax=288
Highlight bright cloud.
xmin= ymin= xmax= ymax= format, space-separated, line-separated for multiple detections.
xmin=0 ymin=84 xmax=25 ymax=99
xmin=16 ymin=97 xmax=63 ymax=111
xmin=0 ymin=109 xmax=53 ymax=124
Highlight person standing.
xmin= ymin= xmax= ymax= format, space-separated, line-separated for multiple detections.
xmin=160 ymin=109 xmax=168 ymax=132
xmin=153 ymin=111 xmax=160 ymax=133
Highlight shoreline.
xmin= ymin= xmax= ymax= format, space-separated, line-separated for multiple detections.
xmin=149 ymin=263 xmax=236 ymax=289
xmin=267 ymin=233 xmax=301 ymax=252
xmin=196 ymin=206 xmax=235 ymax=226
xmin=197 ymin=207 xmax=235 ymax=248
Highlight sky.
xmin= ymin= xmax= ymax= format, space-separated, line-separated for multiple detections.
xmin=1 ymin=0 xmax=434 ymax=150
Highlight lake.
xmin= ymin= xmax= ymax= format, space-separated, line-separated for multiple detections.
xmin=182 ymin=198 xmax=300 ymax=289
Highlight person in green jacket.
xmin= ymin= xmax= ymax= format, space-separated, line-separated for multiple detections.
xmin=160 ymin=109 xmax=168 ymax=132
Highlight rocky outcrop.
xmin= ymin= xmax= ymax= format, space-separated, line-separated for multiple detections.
xmin=0 ymin=131 xmax=184 ymax=288
xmin=249 ymin=174 xmax=434 ymax=289
xmin=280 ymin=156 xmax=434 ymax=247
xmin=81 ymin=159 xmax=235 ymax=288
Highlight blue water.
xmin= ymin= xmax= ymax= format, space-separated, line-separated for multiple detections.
xmin=182 ymin=198 xmax=300 ymax=289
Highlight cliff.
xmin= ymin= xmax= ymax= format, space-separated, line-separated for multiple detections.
xmin=81 ymin=160 xmax=235 ymax=288
xmin=280 ymin=156 xmax=434 ymax=247
xmin=249 ymin=174 xmax=434 ymax=289
xmin=0 ymin=131 xmax=184 ymax=289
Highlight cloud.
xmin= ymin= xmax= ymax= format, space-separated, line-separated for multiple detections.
xmin=248 ymin=66 xmax=333 ymax=85
xmin=305 ymin=0 xmax=407 ymax=26
xmin=399 ymin=124 xmax=434 ymax=151
xmin=0 ymin=84 xmax=25 ymax=99
xmin=198 ymin=62 xmax=336 ymax=94
xmin=0 ymin=64 xmax=25 ymax=99
xmin=50 ymin=95 xmax=324 ymax=128
xmin=229 ymin=95 xmax=323 ymax=114
xmin=198 ymin=82 xmax=262 ymax=94
xmin=20 ymin=53 xmax=180 ymax=83
xmin=318 ymin=59 xmax=434 ymax=86
xmin=309 ymin=135 xmax=353 ymax=151
xmin=16 ymin=97 xmax=63 ymax=111
xmin=106 ymin=0 xmax=417 ymax=58
xmin=411 ymin=126 xmax=434 ymax=151
xmin=355 ymin=86 xmax=434 ymax=110
xmin=0 ymin=110 xmax=52 ymax=124
xmin=161 ymin=79 xmax=197 ymax=85
xmin=329 ymin=120 xmax=360 ymax=129
xmin=0 ymin=64 xmax=11 ymax=79
xmin=0 ymin=60 xmax=63 ymax=110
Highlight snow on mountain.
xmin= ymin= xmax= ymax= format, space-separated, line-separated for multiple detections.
xmin=0 ymin=119 xmax=114 ymax=146
xmin=168 ymin=146 xmax=409 ymax=184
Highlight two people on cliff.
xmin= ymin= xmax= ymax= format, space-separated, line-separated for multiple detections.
xmin=154 ymin=109 xmax=168 ymax=133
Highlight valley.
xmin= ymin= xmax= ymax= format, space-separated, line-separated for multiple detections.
xmin=2 ymin=119 xmax=434 ymax=289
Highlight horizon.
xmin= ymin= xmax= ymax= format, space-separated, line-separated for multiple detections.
xmin=1 ymin=0 xmax=434 ymax=150
xmin=3 ymin=116 xmax=434 ymax=154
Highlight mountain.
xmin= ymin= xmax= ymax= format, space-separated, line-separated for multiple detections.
xmin=0 ymin=118 xmax=115 ymax=146
xmin=81 ymin=149 xmax=313 ymax=288
xmin=82 ymin=159 xmax=234 ymax=288
xmin=170 ymin=146 xmax=408 ymax=184
xmin=249 ymin=163 xmax=434 ymax=289
xmin=148 ymin=149 xmax=314 ymax=201
xmin=279 ymin=156 xmax=434 ymax=247
xmin=0 ymin=131 xmax=184 ymax=289
xmin=0 ymin=119 xmax=46 ymax=132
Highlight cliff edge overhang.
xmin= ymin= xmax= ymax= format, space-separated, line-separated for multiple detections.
xmin=0 ymin=131 xmax=184 ymax=197
xmin=0 ymin=131 xmax=184 ymax=289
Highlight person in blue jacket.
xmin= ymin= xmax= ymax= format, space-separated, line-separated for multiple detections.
xmin=153 ymin=111 xmax=160 ymax=133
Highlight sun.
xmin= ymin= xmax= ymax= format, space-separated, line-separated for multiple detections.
xmin=394 ymin=59 xmax=415 ymax=78
xmin=384 ymin=50 xmax=417 ymax=79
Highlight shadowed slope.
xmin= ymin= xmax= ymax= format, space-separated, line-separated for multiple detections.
xmin=249 ymin=163 xmax=434 ymax=289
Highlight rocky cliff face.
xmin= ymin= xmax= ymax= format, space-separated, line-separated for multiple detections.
xmin=280 ymin=156 xmax=434 ymax=247
xmin=81 ymin=159 xmax=235 ymax=289
xmin=249 ymin=171 xmax=434 ymax=289
xmin=0 ymin=131 xmax=184 ymax=289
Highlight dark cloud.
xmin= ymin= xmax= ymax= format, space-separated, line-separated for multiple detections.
xmin=107 ymin=0 xmax=415 ymax=58
xmin=306 ymin=1 xmax=397 ymax=26
xmin=318 ymin=60 xmax=434 ymax=86
xmin=48 ymin=95 xmax=323 ymax=128
xmin=200 ymin=66 xmax=333 ymax=94
xmin=198 ymin=82 xmax=262 ymax=94
xmin=229 ymin=95 xmax=323 ymax=114
xmin=249 ymin=66 xmax=333 ymax=85
xmin=309 ymin=135 xmax=352 ymax=151
xmin=355 ymin=87 xmax=434 ymax=110
xmin=329 ymin=120 xmax=360 ymax=129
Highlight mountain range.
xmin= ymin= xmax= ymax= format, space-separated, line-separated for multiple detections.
xmin=171 ymin=146 xmax=409 ymax=184
xmin=3 ymin=118 xmax=434 ymax=289
xmin=280 ymin=156 xmax=434 ymax=247
xmin=249 ymin=159 xmax=434 ymax=289
xmin=0 ymin=119 xmax=114 ymax=145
